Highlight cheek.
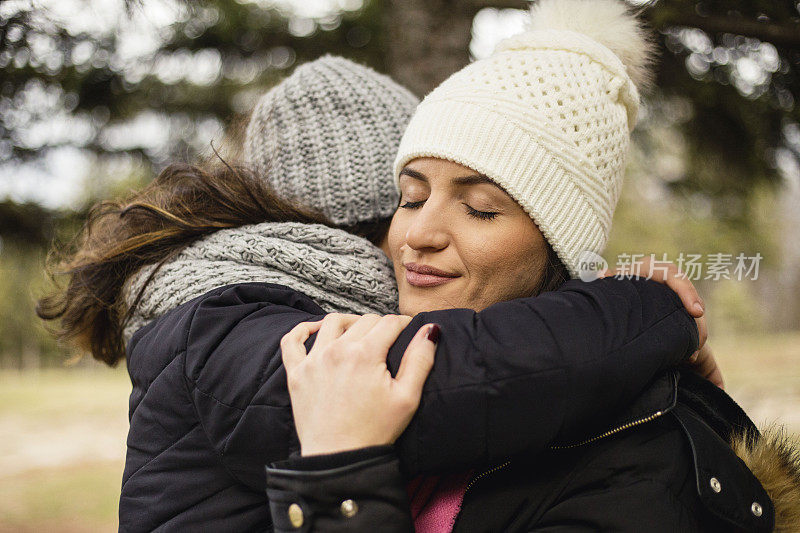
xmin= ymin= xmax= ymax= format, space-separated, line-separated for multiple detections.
xmin=462 ymin=221 xmax=546 ymax=298
xmin=387 ymin=211 xmax=406 ymax=261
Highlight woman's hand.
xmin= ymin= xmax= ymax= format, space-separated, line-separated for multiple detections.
xmin=280 ymin=313 xmax=440 ymax=456
xmin=599 ymin=257 xmax=723 ymax=389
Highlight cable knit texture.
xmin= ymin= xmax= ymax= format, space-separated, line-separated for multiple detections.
xmin=393 ymin=0 xmax=655 ymax=278
xmin=123 ymin=222 xmax=399 ymax=342
xmin=245 ymin=55 xmax=419 ymax=225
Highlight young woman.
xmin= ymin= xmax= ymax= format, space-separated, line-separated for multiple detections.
xmin=270 ymin=1 xmax=795 ymax=531
xmin=41 ymin=57 xmax=715 ymax=532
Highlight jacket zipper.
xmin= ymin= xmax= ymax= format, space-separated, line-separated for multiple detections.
xmin=463 ymin=460 xmax=511 ymax=496
xmin=461 ymin=410 xmax=664 ymax=497
xmin=549 ymin=410 xmax=665 ymax=450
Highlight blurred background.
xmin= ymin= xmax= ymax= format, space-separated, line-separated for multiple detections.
xmin=0 ymin=0 xmax=798 ymax=530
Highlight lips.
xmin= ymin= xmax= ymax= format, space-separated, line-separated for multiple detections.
xmin=404 ymin=262 xmax=460 ymax=288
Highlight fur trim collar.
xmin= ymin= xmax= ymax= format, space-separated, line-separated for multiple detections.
xmin=733 ymin=427 xmax=800 ymax=531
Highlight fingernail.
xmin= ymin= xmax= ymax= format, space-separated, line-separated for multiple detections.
xmin=693 ymin=302 xmax=704 ymax=314
xmin=425 ymin=324 xmax=441 ymax=344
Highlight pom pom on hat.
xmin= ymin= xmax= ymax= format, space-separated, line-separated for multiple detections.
xmin=527 ymin=0 xmax=657 ymax=91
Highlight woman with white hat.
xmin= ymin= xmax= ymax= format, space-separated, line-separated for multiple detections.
xmin=273 ymin=1 xmax=791 ymax=530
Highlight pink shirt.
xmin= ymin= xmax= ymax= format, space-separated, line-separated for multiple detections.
xmin=406 ymin=471 xmax=474 ymax=533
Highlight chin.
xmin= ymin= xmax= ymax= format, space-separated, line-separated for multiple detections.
xmin=398 ymin=291 xmax=468 ymax=316
xmin=398 ymin=298 xmax=429 ymax=316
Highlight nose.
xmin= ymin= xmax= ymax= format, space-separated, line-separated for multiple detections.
xmin=404 ymin=199 xmax=450 ymax=252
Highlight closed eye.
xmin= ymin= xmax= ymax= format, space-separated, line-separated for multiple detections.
xmin=464 ymin=204 xmax=498 ymax=220
xmin=400 ymin=200 xmax=425 ymax=209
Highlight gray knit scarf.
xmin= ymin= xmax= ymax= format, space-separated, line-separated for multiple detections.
xmin=122 ymin=222 xmax=399 ymax=343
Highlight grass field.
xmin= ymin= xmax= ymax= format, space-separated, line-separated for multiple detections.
xmin=0 ymin=368 xmax=129 ymax=532
xmin=712 ymin=332 xmax=800 ymax=432
xmin=0 ymin=332 xmax=798 ymax=532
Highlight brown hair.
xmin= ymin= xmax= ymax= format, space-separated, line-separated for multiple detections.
xmin=36 ymin=156 xmax=391 ymax=367
xmin=532 ymin=242 xmax=571 ymax=296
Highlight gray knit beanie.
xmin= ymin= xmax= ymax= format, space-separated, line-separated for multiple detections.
xmin=245 ymin=55 xmax=419 ymax=226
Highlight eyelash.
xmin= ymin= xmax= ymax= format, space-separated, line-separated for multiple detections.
xmin=465 ymin=204 xmax=499 ymax=220
xmin=399 ymin=200 xmax=498 ymax=221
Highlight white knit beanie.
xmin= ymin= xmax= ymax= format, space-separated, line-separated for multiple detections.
xmin=393 ymin=0 xmax=655 ymax=278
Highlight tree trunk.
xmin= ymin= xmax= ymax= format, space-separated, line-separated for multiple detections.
xmin=383 ymin=0 xmax=478 ymax=97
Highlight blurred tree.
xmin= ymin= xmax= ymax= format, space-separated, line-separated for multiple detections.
xmin=2 ymin=0 xmax=798 ymax=361
xmin=1 ymin=0 xmax=798 ymax=218
xmin=0 ymin=201 xmax=84 ymax=366
xmin=0 ymin=0 xmax=386 ymax=175
xmin=383 ymin=0 xmax=475 ymax=96
xmin=643 ymin=0 xmax=800 ymax=223
xmin=0 ymin=200 xmax=59 ymax=244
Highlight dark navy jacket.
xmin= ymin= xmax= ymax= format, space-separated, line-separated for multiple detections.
xmin=120 ymin=277 xmax=698 ymax=531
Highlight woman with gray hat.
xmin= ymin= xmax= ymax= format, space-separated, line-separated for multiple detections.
xmin=39 ymin=52 xmax=714 ymax=532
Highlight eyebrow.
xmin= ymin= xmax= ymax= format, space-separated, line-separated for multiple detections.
xmin=399 ymin=167 xmax=504 ymax=190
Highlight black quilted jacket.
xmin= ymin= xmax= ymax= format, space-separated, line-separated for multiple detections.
xmin=266 ymin=372 xmax=775 ymax=532
xmin=119 ymin=277 xmax=698 ymax=531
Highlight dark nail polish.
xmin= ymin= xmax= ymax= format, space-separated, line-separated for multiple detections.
xmin=426 ymin=324 xmax=441 ymax=344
